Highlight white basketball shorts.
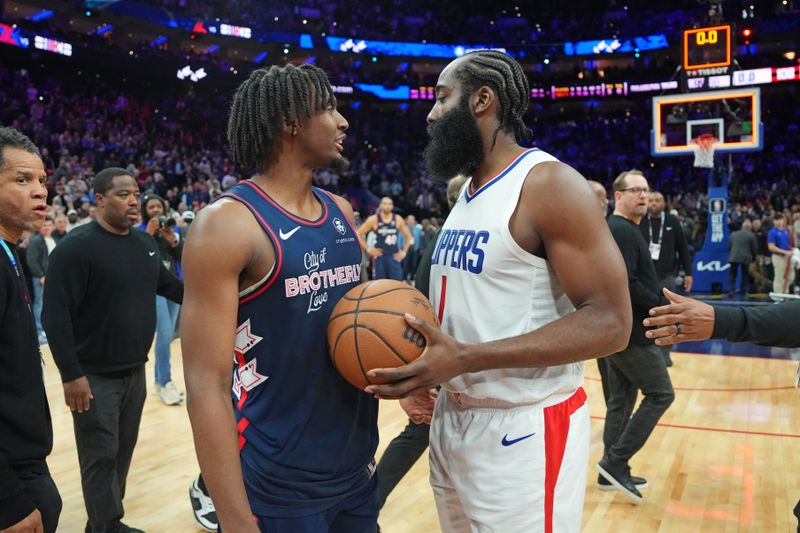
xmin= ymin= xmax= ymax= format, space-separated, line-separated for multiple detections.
xmin=429 ymin=387 xmax=589 ymax=533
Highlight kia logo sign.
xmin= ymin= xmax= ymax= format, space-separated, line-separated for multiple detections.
xmin=696 ymin=260 xmax=731 ymax=272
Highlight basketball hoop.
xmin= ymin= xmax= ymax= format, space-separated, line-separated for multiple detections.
xmin=692 ymin=134 xmax=717 ymax=169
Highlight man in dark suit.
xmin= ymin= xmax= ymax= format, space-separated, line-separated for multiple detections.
xmin=728 ymin=220 xmax=758 ymax=295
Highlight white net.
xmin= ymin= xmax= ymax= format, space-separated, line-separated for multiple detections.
xmin=692 ymin=136 xmax=717 ymax=168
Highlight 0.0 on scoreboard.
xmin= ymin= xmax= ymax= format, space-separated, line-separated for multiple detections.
xmin=683 ymin=25 xmax=731 ymax=71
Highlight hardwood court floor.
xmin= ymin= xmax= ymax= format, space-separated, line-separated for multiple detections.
xmin=42 ymin=344 xmax=799 ymax=532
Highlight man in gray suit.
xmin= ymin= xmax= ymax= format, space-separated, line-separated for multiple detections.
xmin=728 ymin=220 xmax=758 ymax=295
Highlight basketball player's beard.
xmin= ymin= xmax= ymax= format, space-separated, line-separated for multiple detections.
xmin=424 ymin=98 xmax=484 ymax=183
xmin=333 ymin=155 xmax=350 ymax=173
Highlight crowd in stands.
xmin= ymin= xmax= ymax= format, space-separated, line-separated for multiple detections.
xmin=5 ymin=3 xmax=796 ymax=94
xmin=2 ymin=55 xmax=799 ymax=290
xmin=140 ymin=0 xmax=714 ymax=44
xmin=130 ymin=0 xmax=797 ymax=46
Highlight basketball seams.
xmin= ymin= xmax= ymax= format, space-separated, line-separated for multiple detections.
xmin=328 ymin=279 xmax=436 ymax=390
xmin=352 ymin=282 xmax=374 ymax=386
xmin=341 ymin=286 xmax=418 ymax=301
xmin=328 ymin=309 xmax=412 ymax=322
xmin=356 ymin=325 xmax=411 ymax=365
xmin=330 ymin=323 xmax=355 ymax=369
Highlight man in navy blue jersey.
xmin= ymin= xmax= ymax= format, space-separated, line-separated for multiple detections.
xmin=181 ymin=65 xmax=378 ymax=533
xmin=357 ymin=196 xmax=413 ymax=281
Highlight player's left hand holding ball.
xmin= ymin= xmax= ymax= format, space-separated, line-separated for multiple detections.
xmin=365 ymin=314 xmax=468 ymax=399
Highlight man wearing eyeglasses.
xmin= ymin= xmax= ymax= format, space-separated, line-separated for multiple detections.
xmin=595 ymin=170 xmax=675 ymax=503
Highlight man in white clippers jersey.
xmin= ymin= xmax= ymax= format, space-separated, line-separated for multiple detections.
xmin=365 ymin=50 xmax=632 ymax=533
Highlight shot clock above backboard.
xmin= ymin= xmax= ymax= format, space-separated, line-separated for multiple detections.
xmin=683 ymin=25 xmax=731 ymax=71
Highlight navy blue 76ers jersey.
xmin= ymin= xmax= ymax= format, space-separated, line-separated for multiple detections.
xmin=376 ymin=215 xmax=400 ymax=253
xmin=221 ymin=180 xmax=378 ymax=518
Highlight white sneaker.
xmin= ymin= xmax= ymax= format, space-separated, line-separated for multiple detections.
xmin=153 ymin=382 xmax=185 ymax=397
xmin=159 ymin=381 xmax=183 ymax=405
xmin=189 ymin=477 xmax=218 ymax=531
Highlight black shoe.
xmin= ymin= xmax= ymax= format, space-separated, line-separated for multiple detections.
xmin=596 ymin=457 xmax=643 ymax=503
xmin=597 ymin=473 xmax=648 ymax=491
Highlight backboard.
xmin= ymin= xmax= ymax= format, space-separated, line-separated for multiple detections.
xmin=651 ymin=88 xmax=762 ymax=156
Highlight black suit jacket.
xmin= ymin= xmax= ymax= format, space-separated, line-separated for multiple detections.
xmin=713 ymin=301 xmax=800 ymax=348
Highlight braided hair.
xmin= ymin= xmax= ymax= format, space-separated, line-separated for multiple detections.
xmin=454 ymin=50 xmax=532 ymax=146
xmin=227 ymin=64 xmax=337 ymax=173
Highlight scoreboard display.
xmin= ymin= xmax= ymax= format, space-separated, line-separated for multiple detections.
xmin=683 ymin=25 xmax=731 ymax=71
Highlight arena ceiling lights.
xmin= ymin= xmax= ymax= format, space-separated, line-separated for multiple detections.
xmin=176 ymin=65 xmax=207 ymax=83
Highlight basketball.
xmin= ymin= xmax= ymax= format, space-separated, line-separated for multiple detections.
xmin=327 ymin=280 xmax=438 ymax=390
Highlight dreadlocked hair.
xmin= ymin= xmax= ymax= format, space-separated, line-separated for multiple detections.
xmin=227 ymin=64 xmax=337 ymax=172
xmin=455 ymin=50 xmax=533 ymax=147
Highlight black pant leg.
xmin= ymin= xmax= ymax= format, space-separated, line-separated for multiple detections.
xmin=729 ymin=263 xmax=739 ymax=293
xmin=605 ymin=345 xmax=675 ymax=464
xmin=794 ymin=497 xmax=800 ymax=533
xmin=72 ymin=373 xmax=125 ymax=533
xmin=14 ymin=462 xmax=62 ymax=533
xmin=597 ymin=357 xmax=610 ymax=404
xmin=602 ymin=353 xmax=637 ymax=457
xmin=376 ymin=420 xmax=430 ymax=509
xmin=116 ymin=366 xmax=146 ymax=502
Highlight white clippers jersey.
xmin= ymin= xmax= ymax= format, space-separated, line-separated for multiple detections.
xmin=429 ymin=148 xmax=584 ymax=405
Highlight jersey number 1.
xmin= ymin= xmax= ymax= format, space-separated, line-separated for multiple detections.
xmin=437 ymin=275 xmax=447 ymax=325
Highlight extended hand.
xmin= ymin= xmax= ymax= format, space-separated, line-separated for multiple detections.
xmin=399 ymin=388 xmax=438 ymax=424
xmin=643 ymin=288 xmax=715 ymax=346
xmin=365 ymin=314 xmax=467 ymax=399
xmin=63 ymin=376 xmax=93 ymax=413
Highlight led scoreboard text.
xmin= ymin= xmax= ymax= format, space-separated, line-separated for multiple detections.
xmin=694 ymin=29 xmax=720 ymax=46
xmin=34 ymin=35 xmax=72 ymax=56
xmin=219 ymin=24 xmax=251 ymax=39
xmin=683 ymin=25 xmax=731 ymax=71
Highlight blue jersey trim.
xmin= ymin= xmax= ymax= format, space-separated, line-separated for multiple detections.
xmin=464 ymin=148 xmax=541 ymax=203
xmin=242 ymin=180 xmax=329 ymax=226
